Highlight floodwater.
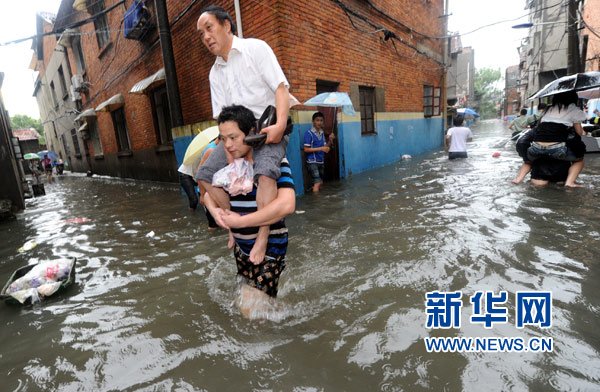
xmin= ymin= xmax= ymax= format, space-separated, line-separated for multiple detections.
xmin=1 ymin=120 xmax=600 ymax=391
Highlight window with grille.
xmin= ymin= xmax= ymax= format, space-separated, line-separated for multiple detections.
xmin=70 ymin=128 xmax=81 ymax=156
xmin=359 ymin=86 xmax=376 ymax=134
xmin=72 ymin=37 xmax=86 ymax=73
xmin=50 ymin=81 xmax=58 ymax=109
xmin=89 ymin=121 xmax=103 ymax=156
xmin=111 ymin=107 xmax=131 ymax=152
xmin=58 ymin=66 xmax=68 ymax=100
xmin=151 ymin=86 xmax=172 ymax=145
xmin=89 ymin=0 xmax=110 ymax=50
xmin=423 ymin=85 xmax=441 ymax=117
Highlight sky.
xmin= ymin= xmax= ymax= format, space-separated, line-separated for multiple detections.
xmin=0 ymin=0 xmax=62 ymax=119
xmin=0 ymin=0 xmax=530 ymax=119
xmin=448 ymin=0 xmax=530 ymax=71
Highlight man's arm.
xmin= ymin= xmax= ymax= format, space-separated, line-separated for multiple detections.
xmin=203 ymin=192 xmax=229 ymax=229
xmin=260 ymin=83 xmax=290 ymax=144
xmin=304 ymin=146 xmax=330 ymax=153
xmin=220 ymin=188 xmax=295 ymax=228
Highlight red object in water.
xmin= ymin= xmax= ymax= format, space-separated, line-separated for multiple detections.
xmin=63 ymin=217 xmax=91 ymax=224
xmin=492 ymin=152 xmax=501 ymax=158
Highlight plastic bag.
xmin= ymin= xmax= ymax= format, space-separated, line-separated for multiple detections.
xmin=212 ymin=158 xmax=254 ymax=196
xmin=6 ymin=259 xmax=74 ymax=304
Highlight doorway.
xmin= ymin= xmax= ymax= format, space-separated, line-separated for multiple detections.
xmin=315 ymin=80 xmax=340 ymax=182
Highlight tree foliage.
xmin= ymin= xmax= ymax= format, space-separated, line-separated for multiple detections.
xmin=474 ymin=68 xmax=502 ymax=119
xmin=10 ymin=114 xmax=45 ymax=145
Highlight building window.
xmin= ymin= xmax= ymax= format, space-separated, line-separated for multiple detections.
xmin=89 ymin=122 xmax=103 ymax=155
xmin=423 ymin=85 xmax=441 ymax=117
xmin=89 ymin=0 xmax=110 ymax=50
xmin=50 ymin=81 xmax=58 ymax=109
xmin=151 ymin=86 xmax=172 ymax=144
xmin=72 ymin=37 xmax=86 ymax=74
xmin=70 ymin=128 xmax=81 ymax=156
xmin=111 ymin=107 xmax=131 ymax=151
xmin=61 ymin=133 xmax=71 ymax=157
xmin=359 ymin=86 xmax=376 ymax=135
xmin=58 ymin=65 xmax=68 ymax=100
xmin=316 ymin=79 xmax=339 ymax=94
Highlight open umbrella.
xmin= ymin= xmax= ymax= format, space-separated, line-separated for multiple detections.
xmin=529 ymin=71 xmax=600 ymax=100
xmin=457 ymin=108 xmax=480 ymax=117
xmin=304 ymin=92 xmax=356 ymax=116
xmin=578 ymin=87 xmax=600 ymax=100
xmin=24 ymin=153 xmax=40 ymax=160
xmin=182 ymin=126 xmax=219 ymax=166
xmin=37 ymin=150 xmax=58 ymax=161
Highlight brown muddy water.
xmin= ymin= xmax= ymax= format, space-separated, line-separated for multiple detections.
xmin=1 ymin=120 xmax=599 ymax=391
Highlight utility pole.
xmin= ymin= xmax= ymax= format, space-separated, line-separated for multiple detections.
xmin=154 ymin=0 xmax=184 ymax=127
xmin=567 ymin=0 xmax=580 ymax=74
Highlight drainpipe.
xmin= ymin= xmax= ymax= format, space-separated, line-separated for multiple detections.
xmin=567 ymin=0 xmax=580 ymax=74
xmin=154 ymin=0 xmax=184 ymax=127
xmin=442 ymin=0 xmax=449 ymax=132
xmin=234 ymin=0 xmax=243 ymax=38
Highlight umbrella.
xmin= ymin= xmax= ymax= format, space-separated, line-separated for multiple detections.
xmin=578 ymin=87 xmax=600 ymax=100
xmin=37 ymin=150 xmax=58 ymax=161
xmin=529 ymin=71 xmax=600 ymax=100
xmin=304 ymin=92 xmax=356 ymax=116
xmin=457 ymin=108 xmax=480 ymax=117
xmin=24 ymin=153 xmax=40 ymax=160
xmin=182 ymin=126 xmax=220 ymax=166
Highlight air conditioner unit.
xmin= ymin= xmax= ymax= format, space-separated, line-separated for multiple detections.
xmin=70 ymin=85 xmax=81 ymax=102
xmin=71 ymin=74 xmax=86 ymax=92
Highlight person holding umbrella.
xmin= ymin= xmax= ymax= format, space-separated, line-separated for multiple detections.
xmin=42 ymin=154 xmax=53 ymax=183
xmin=303 ymin=111 xmax=333 ymax=192
xmin=512 ymin=91 xmax=587 ymax=186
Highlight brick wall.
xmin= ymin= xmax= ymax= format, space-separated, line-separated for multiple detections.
xmin=42 ymin=0 xmax=445 ymax=181
xmin=583 ymin=0 xmax=600 ymax=71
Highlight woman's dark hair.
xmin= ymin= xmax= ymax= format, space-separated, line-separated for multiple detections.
xmin=551 ymin=91 xmax=579 ymax=112
xmin=200 ymin=5 xmax=237 ymax=35
xmin=453 ymin=114 xmax=464 ymax=127
xmin=217 ymin=105 xmax=256 ymax=135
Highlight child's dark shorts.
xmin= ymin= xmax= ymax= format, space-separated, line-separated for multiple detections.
xmin=234 ymin=246 xmax=286 ymax=298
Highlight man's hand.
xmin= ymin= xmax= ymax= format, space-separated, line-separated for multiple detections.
xmin=322 ymin=146 xmax=330 ymax=153
xmin=260 ymin=122 xmax=286 ymax=144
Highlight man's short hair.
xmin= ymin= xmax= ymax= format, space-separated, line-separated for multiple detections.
xmin=200 ymin=5 xmax=237 ymax=35
xmin=520 ymin=108 xmax=528 ymax=116
xmin=453 ymin=114 xmax=464 ymax=127
xmin=312 ymin=111 xmax=324 ymax=121
xmin=217 ymin=105 xmax=255 ymax=136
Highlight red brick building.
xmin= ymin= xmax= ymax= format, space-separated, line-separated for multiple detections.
xmin=34 ymin=0 xmax=446 ymax=186
xmin=504 ymin=65 xmax=520 ymax=117
xmin=583 ymin=0 xmax=600 ymax=71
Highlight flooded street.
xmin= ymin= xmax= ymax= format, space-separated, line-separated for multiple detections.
xmin=2 ymin=120 xmax=600 ymax=391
